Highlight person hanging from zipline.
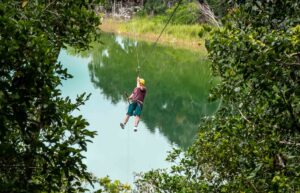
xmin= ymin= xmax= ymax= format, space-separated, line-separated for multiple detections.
xmin=120 ymin=76 xmax=147 ymax=132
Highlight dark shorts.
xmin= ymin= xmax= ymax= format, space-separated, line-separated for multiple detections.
xmin=127 ymin=101 xmax=143 ymax=117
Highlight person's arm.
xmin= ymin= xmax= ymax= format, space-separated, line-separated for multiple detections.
xmin=136 ymin=76 xmax=141 ymax=87
xmin=128 ymin=93 xmax=133 ymax=100
xmin=128 ymin=79 xmax=136 ymax=100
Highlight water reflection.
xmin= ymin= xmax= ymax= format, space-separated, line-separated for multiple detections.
xmin=87 ymin=33 xmax=219 ymax=148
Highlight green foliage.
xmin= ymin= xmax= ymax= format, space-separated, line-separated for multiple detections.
xmin=134 ymin=147 xmax=210 ymax=192
xmin=0 ymin=1 xmax=100 ymax=192
xmin=101 ymin=0 xmax=112 ymax=10
xmin=134 ymin=0 xmax=300 ymax=192
xmin=165 ymin=1 xmax=201 ymax=24
xmin=94 ymin=176 xmax=131 ymax=193
xmin=143 ymin=0 xmax=169 ymax=15
xmin=205 ymin=0 xmax=232 ymax=17
xmin=140 ymin=0 xmax=201 ymax=25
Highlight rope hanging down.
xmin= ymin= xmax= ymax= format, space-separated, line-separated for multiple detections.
xmin=137 ymin=0 xmax=184 ymax=73
xmin=132 ymin=19 xmax=141 ymax=76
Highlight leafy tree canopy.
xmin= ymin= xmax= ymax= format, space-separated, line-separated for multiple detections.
xmin=0 ymin=1 xmax=101 ymax=192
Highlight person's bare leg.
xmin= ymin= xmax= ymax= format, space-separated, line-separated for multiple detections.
xmin=134 ymin=116 xmax=140 ymax=127
xmin=133 ymin=116 xmax=140 ymax=132
xmin=120 ymin=114 xmax=130 ymax=129
xmin=123 ymin=114 xmax=130 ymax=125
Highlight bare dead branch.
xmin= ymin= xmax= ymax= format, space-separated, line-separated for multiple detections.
xmin=238 ymin=109 xmax=252 ymax=123
xmin=279 ymin=140 xmax=300 ymax=146
xmin=286 ymin=52 xmax=300 ymax=58
xmin=276 ymin=154 xmax=285 ymax=168
xmin=197 ymin=2 xmax=221 ymax=28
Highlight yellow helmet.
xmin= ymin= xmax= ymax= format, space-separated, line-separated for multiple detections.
xmin=139 ymin=78 xmax=145 ymax=85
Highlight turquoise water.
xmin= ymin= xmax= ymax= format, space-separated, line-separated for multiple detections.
xmin=58 ymin=33 xmax=218 ymax=185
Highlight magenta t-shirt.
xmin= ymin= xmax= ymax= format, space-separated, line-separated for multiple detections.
xmin=132 ymin=87 xmax=147 ymax=102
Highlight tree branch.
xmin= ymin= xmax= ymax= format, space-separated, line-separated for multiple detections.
xmin=43 ymin=0 xmax=57 ymax=12
xmin=283 ymin=62 xmax=300 ymax=66
xmin=279 ymin=140 xmax=300 ymax=146
xmin=286 ymin=52 xmax=300 ymax=58
xmin=238 ymin=109 xmax=252 ymax=123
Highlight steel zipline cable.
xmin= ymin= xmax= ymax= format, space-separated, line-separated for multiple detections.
xmin=137 ymin=0 xmax=184 ymax=74
xmin=152 ymin=0 xmax=184 ymax=50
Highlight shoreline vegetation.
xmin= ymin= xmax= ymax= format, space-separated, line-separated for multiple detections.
xmin=100 ymin=18 xmax=208 ymax=53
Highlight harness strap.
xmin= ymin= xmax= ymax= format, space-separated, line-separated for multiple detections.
xmin=131 ymin=99 xmax=143 ymax=105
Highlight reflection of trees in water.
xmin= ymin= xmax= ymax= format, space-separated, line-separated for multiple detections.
xmin=87 ymin=33 xmax=219 ymax=148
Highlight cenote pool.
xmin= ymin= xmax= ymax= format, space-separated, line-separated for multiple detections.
xmin=58 ymin=33 xmax=219 ymax=186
